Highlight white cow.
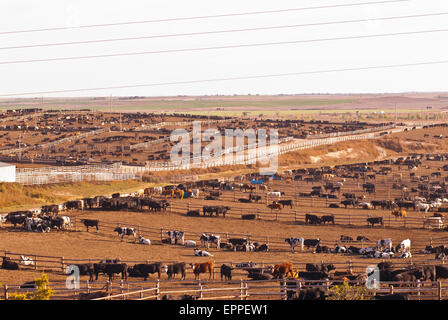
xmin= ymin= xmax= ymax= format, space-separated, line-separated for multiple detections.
xmin=138 ymin=235 xmax=151 ymax=245
xmin=194 ymin=249 xmax=213 ymax=257
xmin=416 ymin=202 xmax=430 ymax=213
xmin=184 ymin=240 xmax=197 ymax=248
xmin=396 ymin=239 xmax=411 ymax=253
xmin=267 ymin=191 xmax=283 ymax=197
xmin=20 ymin=256 xmax=34 ymax=266
xmin=191 ymin=189 xmax=200 ymax=198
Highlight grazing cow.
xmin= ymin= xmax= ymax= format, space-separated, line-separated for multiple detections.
xmin=278 ymin=200 xmax=293 ymax=208
xmin=377 ymin=238 xmax=393 ymax=251
xmin=129 ymin=263 xmax=166 ymax=280
xmin=220 ymin=264 xmax=234 ymax=281
xmin=320 ymin=215 xmax=335 ymax=224
xmin=94 ymin=263 xmax=128 ymax=281
xmin=81 ymin=219 xmax=99 ymax=232
xmin=114 ymin=227 xmax=137 ymax=242
xmin=194 ymin=249 xmax=213 ymax=257
xmin=166 ymin=230 xmax=185 ymax=245
xmin=367 ymin=217 xmax=383 ymax=227
xmin=304 ymin=238 xmax=321 ymax=251
xmin=285 ymin=237 xmax=304 ymax=252
xmin=190 ymin=261 xmax=214 ymax=280
xmin=273 ymin=262 xmax=294 ymax=279
xmin=166 ymin=262 xmax=187 ymax=280
xmin=200 ymin=233 xmax=221 ymax=249
xmin=1 ymin=257 xmax=19 ymax=270
xmin=138 ymin=235 xmax=151 ymax=245
xmin=305 ymin=214 xmax=321 ymax=225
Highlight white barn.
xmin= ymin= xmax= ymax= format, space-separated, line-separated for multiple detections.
xmin=0 ymin=162 xmax=16 ymax=182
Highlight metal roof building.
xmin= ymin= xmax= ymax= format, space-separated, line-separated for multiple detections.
xmin=0 ymin=162 xmax=16 ymax=182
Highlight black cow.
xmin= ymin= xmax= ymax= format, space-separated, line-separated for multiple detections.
xmin=166 ymin=262 xmax=187 ymax=280
xmin=94 ymin=263 xmax=127 ymax=281
xmin=81 ymin=219 xmax=99 ymax=232
xmin=291 ymin=288 xmax=327 ymax=300
xmin=73 ymin=263 xmax=94 ymax=281
xmin=130 ymin=263 xmax=165 ymax=281
xmin=375 ymin=293 xmax=409 ymax=300
xmin=278 ymin=200 xmax=293 ymax=209
xmin=186 ymin=210 xmax=200 ymax=217
xmin=367 ymin=217 xmax=383 ymax=227
xmin=357 ymin=236 xmax=369 ymax=241
xmin=340 ymin=235 xmax=353 ymax=242
xmin=304 ymin=238 xmax=321 ymax=250
xmin=220 ymin=264 xmax=234 ymax=281
xmin=1 ymin=257 xmax=19 ymax=270
xmin=315 ymin=244 xmax=332 ymax=253
xmin=5 ymin=214 xmax=26 ymax=227
xmin=305 ymin=214 xmax=321 ymax=225
xmin=320 ymin=215 xmax=335 ymax=224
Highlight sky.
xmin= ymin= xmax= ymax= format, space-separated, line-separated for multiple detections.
xmin=1 ymin=0 xmax=448 ymax=97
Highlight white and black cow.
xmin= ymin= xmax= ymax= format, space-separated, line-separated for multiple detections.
xmin=377 ymin=238 xmax=393 ymax=251
xmin=194 ymin=249 xmax=213 ymax=257
xmin=200 ymin=233 xmax=221 ymax=249
xmin=285 ymin=237 xmax=304 ymax=252
xmin=114 ymin=227 xmax=137 ymax=242
xmin=138 ymin=235 xmax=151 ymax=245
xmin=395 ymin=239 xmax=411 ymax=253
xmin=166 ymin=230 xmax=185 ymax=245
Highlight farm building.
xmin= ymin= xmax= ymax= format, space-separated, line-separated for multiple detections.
xmin=0 ymin=162 xmax=16 ymax=182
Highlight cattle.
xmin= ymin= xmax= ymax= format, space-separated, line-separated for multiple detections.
xmin=200 ymin=233 xmax=221 ymax=249
xmin=267 ymin=191 xmax=284 ymax=197
xmin=220 ymin=264 xmax=234 ymax=281
xmin=165 ymin=263 xmax=186 ymax=280
xmin=367 ymin=217 xmax=383 ymax=227
xmin=391 ymin=208 xmax=407 ymax=218
xmin=166 ymin=230 xmax=185 ymax=245
xmin=304 ymin=238 xmax=321 ymax=251
xmin=248 ymin=194 xmax=262 ymax=202
xmin=81 ymin=219 xmax=99 ymax=232
xmin=254 ymin=243 xmax=269 ymax=252
xmin=114 ymin=227 xmax=137 ymax=242
xmin=186 ymin=210 xmax=200 ymax=217
xmin=273 ymin=262 xmax=294 ymax=279
xmin=378 ymin=238 xmax=393 ymax=251
xmin=320 ymin=215 xmax=335 ymax=224
xmin=20 ymin=256 xmax=34 ymax=266
xmin=298 ymin=271 xmax=330 ymax=281
xmin=340 ymin=235 xmax=353 ymax=242
xmin=72 ymin=263 xmax=95 ymax=281
xmin=129 ymin=263 xmax=167 ymax=280
xmin=278 ymin=200 xmax=293 ymax=208
xmin=285 ymin=238 xmax=304 ymax=252
xmin=65 ymin=200 xmax=84 ymax=211
xmin=228 ymin=238 xmax=249 ymax=251
xmin=190 ymin=261 xmax=214 ymax=280
xmin=395 ymin=239 xmax=411 ymax=253
xmin=267 ymin=202 xmax=282 ymax=211
xmin=194 ymin=249 xmax=213 ymax=257
xmin=202 ymin=206 xmax=230 ymax=217
xmin=305 ymin=214 xmax=321 ymax=225
xmin=94 ymin=263 xmax=128 ymax=281
xmin=138 ymin=235 xmax=151 ymax=245
xmin=375 ymin=293 xmax=409 ymax=300
xmin=357 ymin=236 xmax=369 ymax=241
xmin=423 ymin=245 xmax=448 ymax=254
xmin=315 ymin=244 xmax=332 ymax=253
xmin=334 ymin=244 xmax=347 ymax=253
xmin=184 ymin=240 xmax=197 ymax=248
xmin=1 ymin=257 xmax=19 ymax=270
xmin=290 ymin=288 xmax=327 ymax=300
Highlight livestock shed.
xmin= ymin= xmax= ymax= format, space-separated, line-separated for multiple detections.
xmin=0 ymin=162 xmax=15 ymax=182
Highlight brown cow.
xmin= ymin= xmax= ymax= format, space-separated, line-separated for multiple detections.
xmin=267 ymin=202 xmax=282 ymax=211
xmin=190 ymin=261 xmax=214 ymax=280
xmin=273 ymin=262 xmax=294 ymax=279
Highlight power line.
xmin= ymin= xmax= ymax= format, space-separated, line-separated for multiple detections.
xmin=0 ymin=0 xmax=410 ymax=36
xmin=1 ymin=58 xmax=448 ymax=97
xmin=1 ymin=28 xmax=448 ymax=66
xmin=1 ymin=11 xmax=446 ymax=51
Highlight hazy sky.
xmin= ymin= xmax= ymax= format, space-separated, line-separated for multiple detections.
xmin=1 ymin=0 xmax=448 ymax=97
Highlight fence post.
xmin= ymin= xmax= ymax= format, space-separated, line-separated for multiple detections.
xmin=156 ymin=280 xmax=160 ymax=300
xmin=34 ymin=255 xmax=37 ymax=270
xmin=198 ymin=281 xmax=203 ymax=300
xmin=438 ymin=281 xmax=442 ymax=300
xmin=3 ymin=285 xmax=8 ymax=300
xmin=240 ymin=279 xmax=244 ymax=300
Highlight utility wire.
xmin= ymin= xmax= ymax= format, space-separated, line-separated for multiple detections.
xmin=0 ymin=11 xmax=445 ymax=51
xmin=1 ymin=58 xmax=447 ymax=97
xmin=1 ymin=28 xmax=447 ymax=65
xmin=0 ymin=0 xmax=410 ymax=36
